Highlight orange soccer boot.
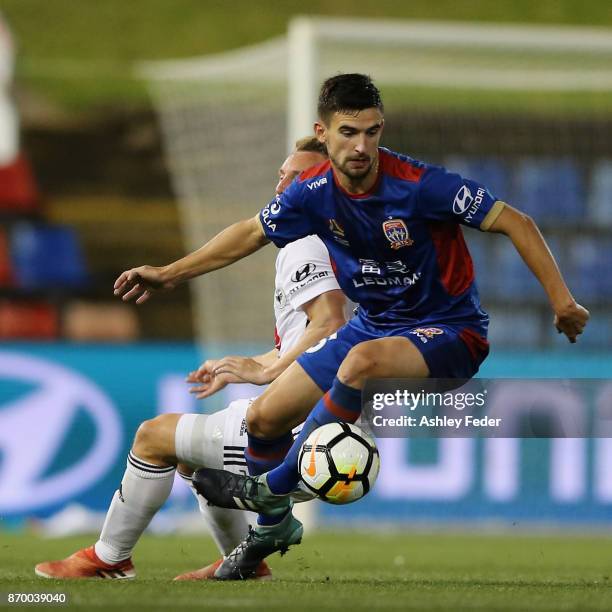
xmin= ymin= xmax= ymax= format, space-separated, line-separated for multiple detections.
xmin=173 ymin=558 xmax=272 ymax=581
xmin=35 ymin=545 xmax=136 ymax=580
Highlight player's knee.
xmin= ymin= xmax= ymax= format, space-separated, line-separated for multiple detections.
xmin=132 ymin=413 xmax=179 ymax=463
xmin=132 ymin=417 xmax=163 ymax=457
xmin=246 ymin=398 xmax=281 ymax=439
xmin=337 ymin=343 xmax=378 ymax=387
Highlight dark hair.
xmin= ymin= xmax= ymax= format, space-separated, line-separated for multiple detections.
xmin=294 ymin=136 xmax=327 ymax=156
xmin=317 ymin=73 xmax=383 ymax=123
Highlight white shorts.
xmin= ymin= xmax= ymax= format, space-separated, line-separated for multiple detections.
xmin=174 ymin=399 xmax=313 ymax=501
xmin=175 ymin=399 xmax=253 ymax=475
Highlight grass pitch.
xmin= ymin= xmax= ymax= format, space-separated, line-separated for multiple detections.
xmin=1 ymin=530 xmax=611 ymax=611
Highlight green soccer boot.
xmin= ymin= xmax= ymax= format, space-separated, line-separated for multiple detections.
xmin=214 ymin=511 xmax=304 ymax=580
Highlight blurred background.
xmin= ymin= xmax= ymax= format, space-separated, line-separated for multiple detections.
xmin=0 ymin=1 xmax=611 ymax=535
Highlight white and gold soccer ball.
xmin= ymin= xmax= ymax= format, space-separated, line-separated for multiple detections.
xmin=298 ymin=422 xmax=380 ymax=504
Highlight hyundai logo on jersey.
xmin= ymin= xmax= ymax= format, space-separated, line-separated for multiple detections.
xmin=291 ymin=263 xmax=316 ymax=283
xmin=453 ymin=185 xmax=474 ymax=214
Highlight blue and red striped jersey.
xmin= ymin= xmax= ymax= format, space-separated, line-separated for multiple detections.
xmin=259 ymin=148 xmax=499 ymax=330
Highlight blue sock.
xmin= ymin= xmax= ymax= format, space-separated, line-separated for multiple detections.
xmin=244 ymin=431 xmax=293 ymax=527
xmin=266 ymin=378 xmax=362 ymax=495
xmin=256 ymin=508 xmax=290 ymax=526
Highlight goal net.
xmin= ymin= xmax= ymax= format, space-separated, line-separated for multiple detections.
xmin=141 ymin=17 xmax=612 ymax=350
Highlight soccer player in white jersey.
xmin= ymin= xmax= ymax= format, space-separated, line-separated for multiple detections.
xmin=34 ymin=138 xmax=345 ymax=581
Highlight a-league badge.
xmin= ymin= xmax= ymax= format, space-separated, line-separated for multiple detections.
xmin=382 ymin=219 xmax=413 ymax=250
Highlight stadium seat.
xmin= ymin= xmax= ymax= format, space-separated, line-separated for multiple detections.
xmin=568 ymin=237 xmax=612 ymax=300
xmin=487 ymin=308 xmax=541 ymax=348
xmin=493 ymin=241 xmax=541 ymax=299
xmin=588 ymin=159 xmax=612 ymax=225
xmin=514 ymin=158 xmax=584 ymax=224
xmin=463 ymin=231 xmax=495 ymax=293
xmin=469 ymin=158 xmax=511 ymax=202
xmin=0 ymin=300 xmax=59 ymax=339
xmin=0 ymin=226 xmax=14 ymax=287
xmin=0 ymin=154 xmax=41 ymax=215
xmin=9 ymin=223 xmax=89 ymax=290
xmin=444 ymin=156 xmax=511 ymax=201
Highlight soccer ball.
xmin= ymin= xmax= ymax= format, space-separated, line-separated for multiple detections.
xmin=298 ymin=422 xmax=380 ymax=504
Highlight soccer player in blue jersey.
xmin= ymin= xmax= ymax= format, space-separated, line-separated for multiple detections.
xmin=114 ymin=74 xmax=589 ymax=579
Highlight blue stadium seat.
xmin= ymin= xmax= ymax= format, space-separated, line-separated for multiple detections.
xmin=515 ymin=158 xmax=584 ymax=224
xmin=487 ymin=308 xmax=541 ymax=348
xmin=494 ymin=241 xmax=540 ymax=299
xmin=445 ymin=156 xmax=511 ymax=202
xmin=464 ymin=231 xmax=495 ymax=293
xmin=568 ymin=237 xmax=612 ymax=300
xmin=493 ymin=235 xmax=565 ymax=302
xmin=10 ymin=223 xmax=89 ymax=290
xmin=468 ymin=158 xmax=511 ymax=202
xmin=444 ymin=155 xmax=471 ymax=177
xmin=588 ymin=159 xmax=612 ymax=225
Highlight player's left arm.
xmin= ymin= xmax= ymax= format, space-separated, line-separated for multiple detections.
xmin=249 ymin=348 xmax=280 ymax=368
xmin=485 ymin=202 xmax=590 ymax=343
xmin=211 ymin=289 xmax=347 ymax=384
xmin=262 ymin=289 xmax=346 ymax=380
xmin=186 ymin=348 xmax=280 ymax=399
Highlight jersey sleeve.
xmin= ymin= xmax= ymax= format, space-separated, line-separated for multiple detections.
xmin=258 ymin=179 xmax=314 ymax=248
xmin=279 ymin=238 xmax=341 ymax=312
xmin=418 ymin=165 xmax=504 ymax=230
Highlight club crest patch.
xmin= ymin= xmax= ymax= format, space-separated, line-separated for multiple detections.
xmin=382 ymin=219 xmax=413 ymax=250
xmin=413 ymin=327 xmax=444 ymax=339
xmin=409 ymin=327 xmax=445 ymax=344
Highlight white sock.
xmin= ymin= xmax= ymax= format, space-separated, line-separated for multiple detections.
xmin=94 ymin=451 xmax=176 ymax=564
xmin=179 ymin=472 xmax=249 ymax=556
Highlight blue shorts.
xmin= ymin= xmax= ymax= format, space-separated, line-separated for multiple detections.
xmin=296 ymin=312 xmax=489 ymax=393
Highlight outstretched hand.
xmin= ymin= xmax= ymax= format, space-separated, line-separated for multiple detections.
xmin=209 ymin=356 xmax=271 ymax=385
xmin=186 ymin=359 xmax=244 ymax=399
xmin=186 ymin=356 xmax=271 ymax=400
xmin=554 ymin=301 xmax=589 ymax=343
xmin=113 ymin=266 xmax=174 ymax=304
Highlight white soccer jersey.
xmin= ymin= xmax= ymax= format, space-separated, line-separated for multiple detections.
xmin=176 ymin=235 xmax=350 ymax=483
xmin=273 ymin=235 xmax=341 ymax=357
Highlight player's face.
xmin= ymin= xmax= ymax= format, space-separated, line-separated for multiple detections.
xmin=316 ymin=108 xmax=384 ymax=184
xmin=275 ymin=150 xmax=327 ymax=194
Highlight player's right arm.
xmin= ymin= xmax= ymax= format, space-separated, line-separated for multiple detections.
xmin=419 ymin=166 xmax=589 ymax=343
xmin=114 ymin=215 xmax=269 ymax=304
xmin=115 ymin=176 xmax=313 ymax=304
